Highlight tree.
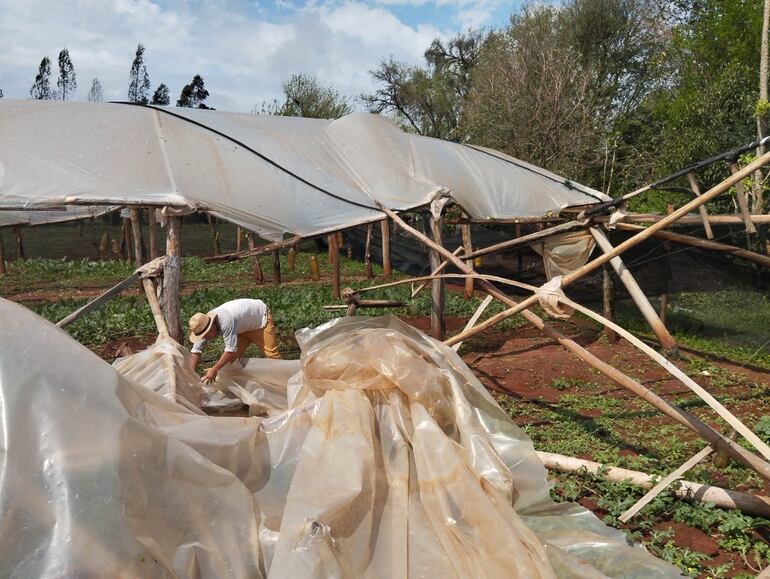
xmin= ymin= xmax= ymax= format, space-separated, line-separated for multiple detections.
xmin=88 ymin=77 xmax=103 ymax=102
xmin=363 ymin=30 xmax=484 ymax=139
xmin=275 ymin=74 xmax=353 ymax=119
xmin=177 ymin=75 xmax=211 ymax=108
xmin=128 ymin=43 xmax=151 ymax=104
xmin=56 ymin=48 xmax=77 ymax=100
xmin=0 ymin=89 xmax=3 ymax=99
xmin=30 ymin=57 xmax=53 ymax=100
xmin=151 ymin=83 xmax=170 ymax=105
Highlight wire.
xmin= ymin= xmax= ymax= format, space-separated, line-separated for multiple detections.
xmin=624 ymin=230 xmax=738 ymax=270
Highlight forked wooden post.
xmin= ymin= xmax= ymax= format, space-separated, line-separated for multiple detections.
xmin=364 ymin=223 xmax=373 ymax=279
xmin=272 ymin=250 xmax=282 ymax=285
xmin=380 ymin=218 xmax=391 ymax=278
xmin=129 ymin=207 xmax=145 ymax=267
xmin=329 ymin=233 xmax=340 ymax=299
xmin=461 ymin=223 xmax=474 ymax=298
xmin=147 ymin=208 xmax=159 ymax=259
xmin=590 ymin=228 xmax=677 ymax=352
xmin=245 ymin=233 xmax=264 ymax=284
xmin=686 ymin=172 xmax=715 ymax=239
xmin=429 ymin=215 xmax=446 ymax=340
xmin=162 ymin=216 xmax=182 ymax=342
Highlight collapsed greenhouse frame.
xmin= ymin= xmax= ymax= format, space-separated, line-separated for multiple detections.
xmin=2 ymin=99 xmax=770 ymax=525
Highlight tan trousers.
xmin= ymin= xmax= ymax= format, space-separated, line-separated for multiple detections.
xmin=235 ymin=311 xmax=281 ymax=359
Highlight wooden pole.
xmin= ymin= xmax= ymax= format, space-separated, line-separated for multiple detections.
xmin=364 ymin=223 xmax=373 ymax=279
xmin=147 ymin=208 xmax=158 ymax=260
xmin=121 ymin=218 xmax=131 ymax=263
xmin=461 ymin=223 xmax=474 ymax=298
xmin=57 ymin=271 xmax=142 ymax=328
xmin=207 ymin=235 xmax=302 ymax=262
xmin=728 ymin=163 xmax=758 ymax=237
xmin=329 ymin=234 xmax=340 ymax=299
xmin=615 ymin=223 xmax=770 ymax=269
xmin=590 ymin=228 xmax=677 ymax=352
xmin=452 ymin=295 xmax=494 ymax=352
xmin=0 ymin=229 xmax=6 ymax=275
xmin=272 ymin=250 xmax=281 ymax=285
xmin=141 ymin=277 xmax=169 ymax=338
xmin=129 ymin=207 xmax=145 ymax=267
xmin=309 ymin=255 xmax=320 ymax=281
xmin=429 ymin=215 xmax=446 ymax=340
xmin=463 ymin=219 xmax=587 ymax=261
xmin=162 ymin=216 xmax=182 ymax=342
xmin=14 ymin=226 xmax=25 ymax=260
xmin=595 ymin=213 xmax=770 ymax=226
xmin=602 ymin=265 xmax=617 ymax=343
xmin=411 ymin=246 xmax=464 ymax=298
xmin=380 ymin=218 xmax=391 ymax=278
xmin=378 ymin=204 xmax=770 ymax=478
xmin=685 ymin=172 xmax=715 ymax=239
xmin=515 ymin=224 xmax=523 ymax=272
xmin=536 ymin=451 xmax=770 ymax=519
xmin=287 ymin=246 xmax=296 ymax=271
xmin=245 ymin=233 xmax=264 ymax=285
xmin=236 ymin=226 xmax=242 ymax=253
xmin=206 ymin=214 xmax=219 ymax=256
xmin=660 ymin=203 xmax=673 ymax=325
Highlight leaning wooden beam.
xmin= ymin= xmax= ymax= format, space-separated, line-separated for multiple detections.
xmin=411 ymin=246 xmax=464 ymax=298
xmin=615 ymin=222 xmax=770 ymax=268
xmin=536 ymin=451 xmax=770 ymax=519
xmin=595 ymin=213 xmax=770 ymax=225
xmin=378 ymin=203 xmax=770 ymax=479
xmin=205 ymin=235 xmax=302 ymax=262
xmin=462 ymin=219 xmax=588 ymax=261
xmin=685 ymin=172 xmax=715 ymax=239
xmin=618 ymin=446 xmax=714 ymax=523
xmin=56 ymin=272 xmax=143 ymax=328
xmin=590 ymin=228 xmax=677 ymax=352
xmin=162 ymin=216 xmax=182 ymax=342
xmin=452 ymin=294 xmax=494 ymax=352
xmin=141 ymin=277 xmax=169 ymax=338
xmin=323 ymin=300 xmax=404 ymax=310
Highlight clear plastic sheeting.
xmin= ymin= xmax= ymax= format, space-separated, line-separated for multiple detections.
xmin=0 ymin=100 xmax=608 ymax=240
xmin=0 ymin=298 xmax=680 ymax=578
xmin=0 ymin=206 xmax=118 ymax=227
xmin=533 ymin=230 xmax=597 ymax=280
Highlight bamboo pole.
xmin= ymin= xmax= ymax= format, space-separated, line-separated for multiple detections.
xmin=377 ymin=204 xmax=770 ymax=479
xmin=381 ymin=219 xmax=391 ymax=278
xmin=618 ymin=446 xmax=714 ymax=523
xmin=452 ymin=295 xmax=494 ymax=352
xmin=615 ymin=223 xmax=770 ymax=268
xmin=272 ymin=250 xmax=282 ymax=285
xmin=728 ymin=163 xmax=758 ymax=236
xmin=129 ymin=208 xmax=145 ymax=267
xmin=686 ymin=172 xmax=715 ymax=239
xmin=602 ymin=265 xmax=617 ymax=343
xmin=429 ymin=215 xmax=446 ymax=340
xmin=57 ymin=272 xmax=143 ymax=328
xmin=245 ymin=233 xmax=264 ymax=285
xmin=162 ymin=216 xmax=182 ymax=342
xmin=14 ymin=226 xmax=25 ymax=260
xmin=536 ymin=451 xmax=770 ymax=519
xmin=461 ymin=223 xmax=474 ymax=298
xmin=590 ymin=228 xmax=677 ymax=351
xmin=329 ymin=234 xmax=340 ymax=299
xmin=0 ymin=229 xmax=6 ymax=275
xmin=148 ymin=208 xmax=158 ymax=259
xmin=364 ymin=223 xmax=373 ymax=279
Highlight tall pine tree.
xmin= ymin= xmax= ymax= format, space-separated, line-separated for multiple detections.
xmin=88 ymin=77 xmax=103 ymax=102
xmin=56 ymin=48 xmax=77 ymax=100
xmin=128 ymin=43 xmax=151 ymax=104
xmin=177 ymin=75 xmax=211 ymax=108
xmin=151 ymin=83 xmax=170 ymax=105
xmin=30 ymin=57 xmax=53 ymax=100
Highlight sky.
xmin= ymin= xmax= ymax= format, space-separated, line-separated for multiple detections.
xmin=0 ymin=0 xmax=517 ymax=113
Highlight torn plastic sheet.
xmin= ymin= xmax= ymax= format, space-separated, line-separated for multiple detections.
xmin=0 ymin=299 xmax=680 ymax=578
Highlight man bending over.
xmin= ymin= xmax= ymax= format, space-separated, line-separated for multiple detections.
xmin=188 ymin=298 xmax=280 ymax=383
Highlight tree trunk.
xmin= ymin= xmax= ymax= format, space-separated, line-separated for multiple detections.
xmin=162 ymin=216 xmax=182 ymax=342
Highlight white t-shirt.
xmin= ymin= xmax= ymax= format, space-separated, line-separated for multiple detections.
xmin=191 ymin=298 xmax=268 ymax=354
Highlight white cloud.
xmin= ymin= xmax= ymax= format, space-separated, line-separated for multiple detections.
xmin=0 ymin=0 xmax=473 ymax=113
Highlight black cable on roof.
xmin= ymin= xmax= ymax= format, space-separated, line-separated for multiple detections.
xmin=111 ymin=101 xmax=381 ymax=211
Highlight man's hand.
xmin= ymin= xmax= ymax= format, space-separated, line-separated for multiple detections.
xmin=201 ymin=367 xmax=218 ymax=384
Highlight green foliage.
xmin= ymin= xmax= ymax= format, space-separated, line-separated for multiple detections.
xmin=272 ymin=74 xmax=353 ymax=119
xmin=128 ymin=43 xmax=151 ymax=105
xmin=30 ymin=57 xmax=53 ymax=100
xmin=754 ymin=415 xmax=770 ymax=444
xmin=151 ymin=83 xmax=170 ymax=106
xmin=177 ymin=74 xmax=211 ymax=109
xmin=56 ymin=48 xmax=77 ymax=101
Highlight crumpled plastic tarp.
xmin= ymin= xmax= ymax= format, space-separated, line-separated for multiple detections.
xmin=0 ymin=298 xmax=680 ymax=578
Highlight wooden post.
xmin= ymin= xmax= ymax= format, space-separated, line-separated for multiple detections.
xmin=686 ymin=172 xmax=715 ymax=239
xmin=429 ymin=215 xmax=446 ymax=340
xmin=245 ymin=233 xmax=264 ymax=285
xmin=236 ymin=226 xmax=242 ymax=253
xmin=287 ymin=246 xmax=296 ymax=271
xmin=380 ymin=219 xmax=391 ymax=278
xmin=206 ymin=214 xmax=218 ymax=256
xmin=272 ymin=250 xmax=281 ymax=285
xmin=590 ymin=228 xmax=677 ymax=352
xmin=309 ymin=255 xmax=320 ymax=281
xmin=162 ymin=216 xmax=182 ymax=342
xmin=329 ymin=233 xmax=340 ymax=299
xmin=461 ymin=223 xmax=474 ymax=299
xmin=729 ymin=162 xmax=758 ymax=250
xmin=364 ymin=223 xmax=373 ymax=279
xmin=515 ymin=223 xmax=523 ymax=272
xmin=147 ymin=208 xmax=158 ymax=259
xmin=602 ymin=265 xmax=617 ymax=343
xmin=660 ymin=203 xmax=673 ymax=325
xmin=121 ymin=218 xmax=131 ymax=263
xmin=14 ymin=226 xmax=25 ymax=260
xmin=129 ymin=207 xmax=145 ymax=267
xmin=0 ymin=229 xmax=6 ymax=275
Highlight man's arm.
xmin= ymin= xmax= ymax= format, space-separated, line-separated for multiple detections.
xmin=189 ymin=352 xmax=201 ymax=372
xmin=201 ymin=351 xmax=240 ymax=384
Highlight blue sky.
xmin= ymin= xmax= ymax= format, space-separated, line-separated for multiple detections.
xmin=0 ymin=0 xmax=518 ymax=112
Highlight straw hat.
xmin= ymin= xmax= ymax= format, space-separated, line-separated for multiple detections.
xmin=189 ymin=312 xmax=218 ymax=343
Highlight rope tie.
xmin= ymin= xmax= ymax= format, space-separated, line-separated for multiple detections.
xmin=535 ymin=275 xmax=574 ymax=319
